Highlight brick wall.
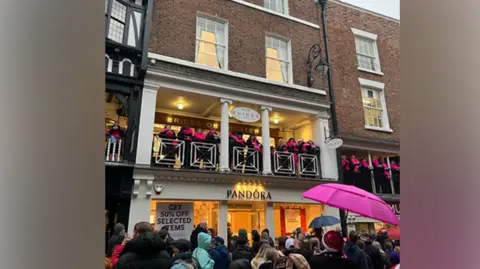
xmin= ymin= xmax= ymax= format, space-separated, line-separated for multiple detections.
xmin=327 ymin=2 xmax=400 ymax=143
xmin=149 ymin=0 xmax=324 ymax=89
xmin=148 ymin=0 xmax=400 ymax=144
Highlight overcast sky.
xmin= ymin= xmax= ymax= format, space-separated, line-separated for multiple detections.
xmin=340 ymin=0 xmax=400 ymax=19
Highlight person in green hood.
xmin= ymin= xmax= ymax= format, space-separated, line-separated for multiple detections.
xmin=192 ymin=232 xmax=215 ymax=269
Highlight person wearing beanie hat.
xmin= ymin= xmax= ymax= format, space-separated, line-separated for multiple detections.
xmin=309 ymin=231 xmax=361 ymax=269
xmin=106 ymin=223 xmax=125 ymax=257
xmin=209 ymin=236 xmax=231 ymax=269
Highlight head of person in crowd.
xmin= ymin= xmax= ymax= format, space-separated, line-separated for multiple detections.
xmin=384 ymin=242 xmax=393 ymax=252
xmin=133 ymin=221 xmax=153 ymax=238
xmin=309 ymin=237 xmax=321 ymax=254
xmin=322 ymin=231 xmax=344 ymax=253
xmin=238 ymin=229 xmax=248 ymax=240
xmin=359 ymin=233 xmax=373 ymax=245
xmin=278 ymin=236 xmax=287 ymax=251
xmin=348 ymin=230 xmax=359 ymax=243
xmin=229 ymin=259 xmax=251 ymax=269
xmin=252 ymin=230 xmax=261 ymax=242
xmin=299 ymin=239 xmax=311 ymax=252
xmin=161 ymin=225 xmax=169 ymax=233
xmin=260 ymin=247 xmax=278 ymax=269
xmin=207 ymin=228 xmax=215 ymax=237
xmin=197 ymin=232 xmax=213 ymax=251
xmin=198 ymin=220 xmax=208 ymax=231
xmin=173 ymin=239 xmax=191 ymax=256
xmin=261 ymin=229 xmax=270 ymax=239
xmin=394 ymin=246 xmax=400 ymax=254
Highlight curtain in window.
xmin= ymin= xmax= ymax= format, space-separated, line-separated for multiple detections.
xmin=215 ymin=24 xmax=225 ymax=69
xmin=278 ymin=46 xmax=288 ymax=82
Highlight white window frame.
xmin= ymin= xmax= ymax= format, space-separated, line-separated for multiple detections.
xmin=264 ymin=34 xmax=293 ymax=84
xmin=351 ymin=28 xmax=383 ymax=76
xmin=195 ymin=12 xmax=229 ymax=71
xmin=359 ymin=78 xmax=392 ymax=132
xmin=264 ymin=0 xmax=289 ymax=15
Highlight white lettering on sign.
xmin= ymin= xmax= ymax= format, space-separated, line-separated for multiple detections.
xmin=155 ymin=203 xmax=193 ymax=240
xmin=325 ymin=138 xmax=343 ymax=149
xmin=389 ymin=203 xmax=400 ymax=215
xmin=230 ymin=107 xmax=261 ymax=123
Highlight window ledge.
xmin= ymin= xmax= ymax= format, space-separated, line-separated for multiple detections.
xmin=358 ymin=67 xmax=384 ymax=76
xmin=364 ymin=125 xmax=393 ymax=133
xmin=230 ymin=0 xmax=319 ymax=29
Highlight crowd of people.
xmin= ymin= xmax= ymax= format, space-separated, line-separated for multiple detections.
xmin=105 ymin=221 xmax=400 ymax=269
xmin=341 ymin=155 xmax=400 ymax=194
xmin=156 ymin=124 xmax=321 ymax=175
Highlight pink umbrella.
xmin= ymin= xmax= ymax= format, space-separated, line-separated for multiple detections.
xmin=302 ymin=183 xmax=400 ymax=226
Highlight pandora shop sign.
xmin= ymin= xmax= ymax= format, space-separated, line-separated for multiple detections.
xmin=227 ymin=189 xmax=272 ymax=200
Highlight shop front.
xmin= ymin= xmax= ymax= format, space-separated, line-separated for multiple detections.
xmin=129 ymin=170 xmax=340 ymax=240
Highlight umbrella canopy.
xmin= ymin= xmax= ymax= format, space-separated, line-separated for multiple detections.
xmin=302 ymin=183 xmax=400 ymax=226
xmin=309 ymin=216 xmax=340 ymax=228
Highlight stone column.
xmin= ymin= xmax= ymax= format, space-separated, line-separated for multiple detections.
xmin=311 ymin=114 xmax=338 ymax=180
xmin=127 ymin=174 xmax=154 ymax=234
xmin=261 ymin=106 xmax=273 ymax=175
xmin=219 ymin=99 xmax=232 ymax=172
xmin=218 ymin=200 xmax=228 ymax=240
xmin=135 ymin=84 xmax=158 ymax=166
xmin=264 ymin=202 xmax=275 ymax=239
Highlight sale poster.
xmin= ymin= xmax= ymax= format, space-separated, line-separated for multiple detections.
xmin=155 ymin=202 xmax=194 ymax=240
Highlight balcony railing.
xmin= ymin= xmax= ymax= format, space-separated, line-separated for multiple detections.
xmin=273 ymin=151 xmax=296 ymax=176
xmin=105 ymin=137 xmax=124 ymax=162
xmin=152 ymin=137 xmax=185 ymax=166
xmin=150 ymin=137 xmax=323 ymax=179
xmin=231 ymin=146 xmax=260 ymax=173
xmin=190 ymin=142 xmax=218 ymax=169
xmin=298 ymin=153 xmax=320 ymax=177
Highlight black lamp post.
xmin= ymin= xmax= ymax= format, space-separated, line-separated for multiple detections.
xmin=314 ymin=0 xmax=348 ymax=238
xmin=307 ymin=44 xmax=329 ymax=87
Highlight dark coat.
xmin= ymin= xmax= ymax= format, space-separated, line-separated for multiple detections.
xmin=344 ymin=242 xmax=370 ymax=269
xmin=310 ymin=252 xmax=361 ymax=269
xmin=231 ymin=243 xmax=254 ymax=262
xmin=106 ymin=223 xmax=125 ymax=257
xmin=190 ymin=226 xmax=207 ymax=251
xmin=364 ymin=244 xmax=387 ymax=269
xmin=116 ymin=232 xmax=172 ymax=269
xmin=209 ymin=245 xmax=231 ymax=269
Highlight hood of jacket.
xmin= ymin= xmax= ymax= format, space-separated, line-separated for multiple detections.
xmin=114 ymin=223 xmax=125 ymax=235
xmin=123 ymin=231 xmax=166 ymax=256
xmin=198 ymin=232 xmax=212 ymax=250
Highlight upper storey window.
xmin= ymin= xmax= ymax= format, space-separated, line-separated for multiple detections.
xmin=352 ymin=28 xmax=383 ymax=75
xmin=265 ymin=36 xmax=291 ymax=83
xmin=195 ymin=16 xmax=228 ymax=70
xmin=264 ymin=0 xmax=288 ymax=15
xmin=105 ymin=0 xmax=145 ymax=48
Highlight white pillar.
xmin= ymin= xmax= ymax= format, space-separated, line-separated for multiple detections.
xmin=218 ymin=200 xmax=228 ymax=240
xmin=219 ymin=99 xmax=232 ymax=172
xmin=127 ymin=174 xmax=154 ymax=234
xmin=264 ymin=202 xmax=275 ymax=238
xmin=311 ymin=114 xmax=338 ymax=180
xmin=386 ymin=156 xmax=395 ymax=194
xmin=368 ymin=152 xmax=377 ymax=193
xmin=261 ymin=106 xmax=273 ymax=175
xmin=135 ymin=84 xmax=159 ymax=166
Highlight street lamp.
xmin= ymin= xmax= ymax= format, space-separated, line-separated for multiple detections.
xmin=314 ymin=0 xmax=349 ymax=238
xmin=307 ymin=44 xmax=329 ymax=87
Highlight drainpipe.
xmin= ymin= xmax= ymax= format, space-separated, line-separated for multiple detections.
xmin=316 ymin=0 xmax=348 ymax=238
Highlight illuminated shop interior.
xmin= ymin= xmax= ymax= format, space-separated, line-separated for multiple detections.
xmin=150 ymin=199 xmax=324 ymax=239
